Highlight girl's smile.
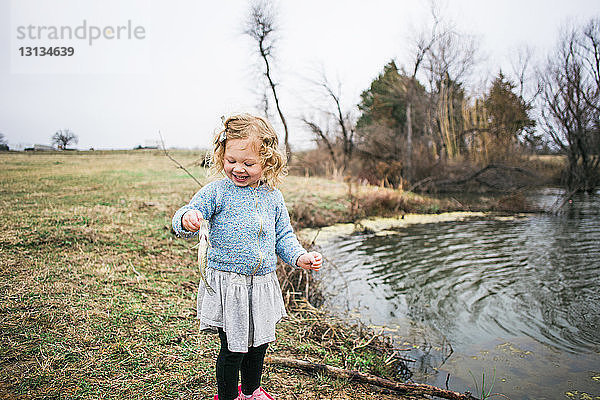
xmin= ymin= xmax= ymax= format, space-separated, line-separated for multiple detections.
xmin=223 ymin=137 xmax=263 ymax=187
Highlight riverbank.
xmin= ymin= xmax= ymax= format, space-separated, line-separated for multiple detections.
xmin=282 ymin=175 xmax=541 ymax=230
xmin=0 ymin=150 xmax=493 ymax=399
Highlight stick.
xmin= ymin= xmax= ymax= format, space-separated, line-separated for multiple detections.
xmin=433 ymin=163 xmax=538 ymax=188
xmin=158 ymin=130 xmax=203 ymax=188
xmin=548 ymin=187 xmax=578 ymax=214
xmin=352 ymin=328 xmax=383 ymax=351
xmin=265 ymin=356 xmax=478 ymax=400
xmin=308 ymin=228 xmax=321 ymax=248
xmin=407 ymin=176 xmax=433 ymax=192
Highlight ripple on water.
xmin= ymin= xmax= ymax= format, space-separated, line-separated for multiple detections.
xmin=319 ymin=200 xmax=600 ymax=355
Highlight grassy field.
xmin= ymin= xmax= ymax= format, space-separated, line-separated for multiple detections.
xmin=0 ymin=151 xmax=421 ymax=400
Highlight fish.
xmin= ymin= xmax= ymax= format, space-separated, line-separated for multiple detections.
xmin=192 ymin=219 xmax=215 ymax=295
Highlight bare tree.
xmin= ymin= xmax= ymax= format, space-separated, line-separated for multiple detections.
xmin=52 ymin=129 xmax=78 ymax=150
xmin=425 ymin=29 xmax=477 ymax=88
xmin=510 ymin=46 xmax=538 ymax=101
xmin=402 ymin=1 xmax=444 ymax=180
xmin=581 ymin=19 xmax=600 ymax=113
xmin=303 ymin=73 xmax=356 ymax=171
xmin=301 ymin=116 xmax=338 ymax=166
xmin=423 ymin=16 xmax=479 ymax=160
xmin=244 ymin=0 xmax=291 ymax=161
xmin=539 ymin=18 xmax=600 ymax=193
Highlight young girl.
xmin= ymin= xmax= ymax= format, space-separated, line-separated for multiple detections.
xmin=172 ymin=114 xmax=323 ymax=400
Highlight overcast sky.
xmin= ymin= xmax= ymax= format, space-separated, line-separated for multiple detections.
xmin=1 ymin=0 xmax=599 ymax=151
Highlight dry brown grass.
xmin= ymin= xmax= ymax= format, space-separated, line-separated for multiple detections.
xmin=526 ymin=154 xmax=565 ymax=185
xmin=0 ymin=151 xmax=421 ymax=400
xmin=354 ymin=185 xmax=444 ymax=217
xmin=281 ymin=175 xmax=451 ymax=228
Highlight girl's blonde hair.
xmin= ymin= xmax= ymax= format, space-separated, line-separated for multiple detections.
xmin=210 ymin=113 xmax=288 ymax=188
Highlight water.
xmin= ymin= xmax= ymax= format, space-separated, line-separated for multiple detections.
xmin=316 ymin=188 xmax=600 ymax=399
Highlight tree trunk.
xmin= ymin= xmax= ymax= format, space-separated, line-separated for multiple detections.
xmin=406 ymin=102 xmax=413 ymax=182
xmin=259 ymin=40 xmax=291 ymax=163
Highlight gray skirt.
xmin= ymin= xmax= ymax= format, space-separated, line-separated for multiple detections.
xmin=197 ymin=267 xmax=288 ymax=353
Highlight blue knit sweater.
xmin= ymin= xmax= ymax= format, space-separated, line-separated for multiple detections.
xmin=172 ymin=178 xmax=307 ymax=275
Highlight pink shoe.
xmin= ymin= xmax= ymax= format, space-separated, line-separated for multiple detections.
xmin=249 ymin=387 xmax=275 ymax=400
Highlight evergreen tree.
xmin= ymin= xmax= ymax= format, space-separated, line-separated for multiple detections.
xmin=357 ymin=61 xmax=407 ymax=130
xmin=484 ymin=72 xmax=536 ymax=146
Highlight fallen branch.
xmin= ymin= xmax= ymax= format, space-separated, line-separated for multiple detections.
xmin=548 ymin=187 xmax=579 ymax=214
xmin=266 ymin=356 xmax=478 ymax=400
xmin=158 ymin=130 xmax=203 ymax=188
xmin=407 ymin=176 xmax=433 ymax=192
xmin=433 ymin=163 xmax=538 ymax=189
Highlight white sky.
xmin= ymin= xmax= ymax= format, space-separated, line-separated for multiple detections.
xmin=1 ymin=0 xmax=599 ymax=151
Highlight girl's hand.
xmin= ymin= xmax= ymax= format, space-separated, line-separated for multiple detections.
xmin=297 ymin=252 xmax=323 ymax=271
xmin=182 ymin=210 xmax=204 ymax=232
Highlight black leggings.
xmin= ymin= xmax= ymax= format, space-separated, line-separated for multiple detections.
xmin=216 ymin=328 xmax=269 ymax=400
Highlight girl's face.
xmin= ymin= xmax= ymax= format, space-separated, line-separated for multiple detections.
xmin=223 ymin=137 xmax=263 ymax=187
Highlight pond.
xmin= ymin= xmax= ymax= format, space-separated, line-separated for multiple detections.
xmin=314 ymin=188 xmax=600 ymax=400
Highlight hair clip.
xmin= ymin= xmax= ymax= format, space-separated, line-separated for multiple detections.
xmin=218 ymin=115 xmax=228 ymax=143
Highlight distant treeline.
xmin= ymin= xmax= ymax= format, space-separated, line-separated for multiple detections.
xmin=294 ymin=16 xmax=599 ymax=193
